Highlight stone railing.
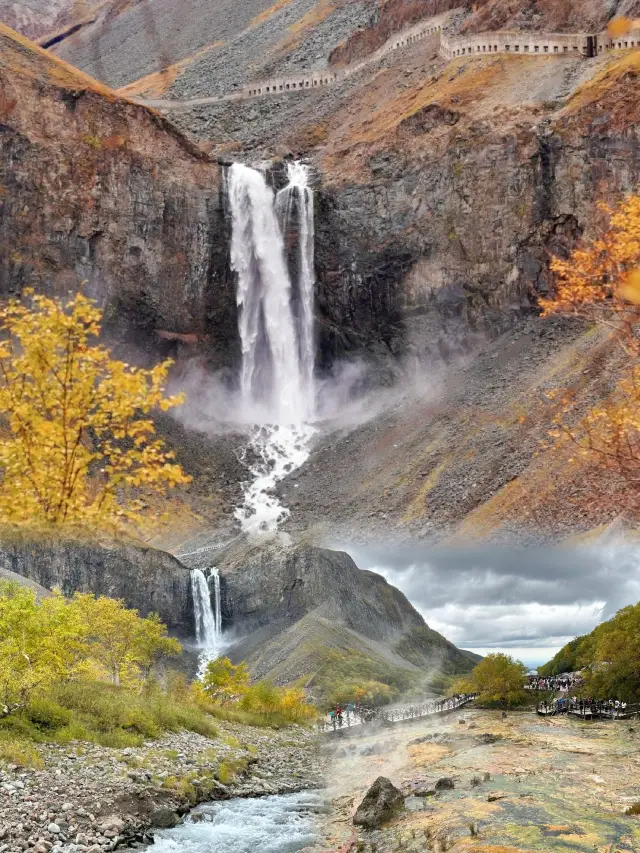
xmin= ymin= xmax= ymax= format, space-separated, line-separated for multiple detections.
xmin=242 ymin=9 xmax=457 ymax=100
xmin=440 ymin=27 xmax=640 ymax=60
xmin=143 ymin=12 xmax=639 ymax=109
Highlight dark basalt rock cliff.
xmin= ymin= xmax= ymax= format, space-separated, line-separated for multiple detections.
xmin=0 ymin=26 xmax=236 ymax=370
xmin=212 ymin=539 xmax=478 ymax=682
xmin=0 ymin=535 xmax=194 ymax=635
xmin=315 ymin=116 xmax=640 ymax=368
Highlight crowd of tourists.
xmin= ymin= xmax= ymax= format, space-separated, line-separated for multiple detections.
xmin=527 ymin=674 xmax=581 ymax=692
xmin=538 ymin=696 xmax=634 ymax=717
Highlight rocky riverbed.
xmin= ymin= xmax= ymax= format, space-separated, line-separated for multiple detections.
xmin=0 ymin=722 xmax=322 ymax=853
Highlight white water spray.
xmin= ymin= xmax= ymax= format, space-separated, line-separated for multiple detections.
xmin=190 ymin=568 xmax=222 ymax=676
xmin=227 ymin=162 xmax=316 ymax=533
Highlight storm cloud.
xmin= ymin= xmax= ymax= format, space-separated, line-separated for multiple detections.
xmin=344 ymin=540 xmax=640 ymax=667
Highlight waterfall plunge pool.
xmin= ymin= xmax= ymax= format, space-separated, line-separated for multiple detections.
xmin=151 ymin=791 xmax=324 ymax=853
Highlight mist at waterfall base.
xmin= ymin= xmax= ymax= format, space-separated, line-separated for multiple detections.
xmin=174 ymin=160 xmax=419 ymax=535
xmin=151 ymin=791 xmax=321 ymax=853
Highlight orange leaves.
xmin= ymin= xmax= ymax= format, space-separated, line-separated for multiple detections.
xmin=606 ymin=17 xmax=640 ymax=38
xmin=542 ymin=192 xmax=640 ymax=505
xmin=541 ymin=193 xmax=640 ymax=353
xmin=621 ymin=268 xmax=640 ymax=304
xmin=0 ymin=290 xmax=190 ymax=533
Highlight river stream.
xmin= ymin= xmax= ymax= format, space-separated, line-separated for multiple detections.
xmin=151 ymin=791 xmax=322 ymax=853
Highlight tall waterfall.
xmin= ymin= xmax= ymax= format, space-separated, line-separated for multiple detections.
xmin=276 ymin=161 xmax=316 ymax=400
xmin=190 ymin=568 xmax=222 ymax=676
xmin=227 ymin=162 xmax=316 ymax=533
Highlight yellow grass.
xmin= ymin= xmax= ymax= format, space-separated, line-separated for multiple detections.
xmin=563 ymin=48 xmax=640 ymax=115
xmin=402 ymin=459 xmax=448 ymax=523
xmin=250 ymin=0 xmax=294 ymax=28
xmin=0 ymin=22 xmax=117 ymax=99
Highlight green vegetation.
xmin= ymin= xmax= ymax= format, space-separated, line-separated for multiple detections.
xmin=0 ymin=679 xmax=218 ymax=752
xmin=0 ymin=583 xmax=315 ymax=765
xmin=455 ymin=653 xmax=528 ymax=707
xmin=539 ymin=601 xmax=640 ymax=703
xmin=0 ymin=580 xmax=181 ymax=715
xmin=310 ymin=649 xmax=423 ymax=708
xmin=200 ymin=657 xmax=316 ymax=725
xmin=537 ymin=635 xmax=586 ymax=677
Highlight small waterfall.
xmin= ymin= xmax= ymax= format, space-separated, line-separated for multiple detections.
xmin=211 ymin=567 xmax=222 ymax=644
xmin=227 ymin=162 xmax=316 ymax=533
xmin=190 ymin=568 xmax=222 ymax=676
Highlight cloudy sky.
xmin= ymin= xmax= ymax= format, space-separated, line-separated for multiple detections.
xmin=345 ymin=541 xmax=640 ymax=669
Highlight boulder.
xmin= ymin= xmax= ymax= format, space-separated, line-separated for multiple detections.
xmin=353 ymin=776 xmax=404 ymax=829
xmin=149 ymin=808 xmax=180 ymax=829
xmin=434 ymin=777 xmax=455 ymax=790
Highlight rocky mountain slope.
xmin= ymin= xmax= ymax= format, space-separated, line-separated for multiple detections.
xmin=50 ymin=0 xmax=380 ymax=91
xmin=460 ymin=0 xmax=640 ymax=34
xmin=0 ymin=0 xmax=81 ymax=40
xmin=187 ymin=538 xmax=479 ymax=685
xmin=0 ymin=531 xmax=479 ymax=685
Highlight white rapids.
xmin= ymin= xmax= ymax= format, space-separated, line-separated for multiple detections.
xmin=151 ymin=791 xmax=322 ymax=853
xmin=227 ymin=161 xmax=317 ymax=533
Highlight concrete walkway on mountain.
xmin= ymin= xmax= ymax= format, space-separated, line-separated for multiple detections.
xmin=138 ymin=9 xmax=639 ymax=112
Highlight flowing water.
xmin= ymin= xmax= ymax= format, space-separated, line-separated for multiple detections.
xmin=227 ymin=162 xmax=316 ymax=534
xmin=151 ymin=791 xmax=321 ymax=853
xmin=190 ymin=568 xmax=223 ymax=675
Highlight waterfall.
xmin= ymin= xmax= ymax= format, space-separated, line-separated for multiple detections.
xmin=276 ymin=161 xmax=316 ymax=399
xmin=211 ymin=567 xmax=222 ymax=644
xmin=227 ymin=162 xmax=316 ymax=533
xmin=190 ymin=568 xmax=222 ymax=676
xmin=228 ymin=162 xmax=314 ymax=424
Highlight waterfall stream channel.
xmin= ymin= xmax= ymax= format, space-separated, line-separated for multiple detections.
xmin=178 ymin=163 xmax=323 ymax=851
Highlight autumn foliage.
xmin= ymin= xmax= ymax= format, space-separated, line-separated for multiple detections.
xmin=455 ymin=653 xmax=527 ymax=707
xmin=0 ymin=580 xmax=181 ymax=716
xmin=201 ymin=656 xmax=316 ymax=724
xmin=0 ymin=290 xmax=190 ymax=532
xmin=541 ymin=192 xmax=640 ymax=501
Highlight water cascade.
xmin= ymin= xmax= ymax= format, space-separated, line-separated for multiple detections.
xmin=227 ymin=162 xmax=316 ymax=533
xmin=190 ymin=568 xmax=222 ymax=675
xmin=151 ymin=791 xmax=321 ymax=853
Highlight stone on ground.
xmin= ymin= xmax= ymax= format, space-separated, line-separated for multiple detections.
xmin=353 ymin=776 xmax=405 ymax=829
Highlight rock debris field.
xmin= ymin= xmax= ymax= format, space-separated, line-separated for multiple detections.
xmin=0 ymin=723 xmax=322 ymax=853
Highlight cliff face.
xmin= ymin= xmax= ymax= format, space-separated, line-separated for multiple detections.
xmin=313 ymin=52 xmax=640 ymax=365
xmin=0 ymin=535 xmax=194 ymax=635
xmin=209 ymin=540 xmax=478 ymax=683
xmin=0 ymin=26 xmax=236 ymax=368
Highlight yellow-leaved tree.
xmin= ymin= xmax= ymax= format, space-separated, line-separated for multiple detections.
xmin=0 ymin=289 xmax=190 ymax=531
xmin=455 ymin=653 xmax=527 ymax=707
xmin=540 ymin=192 xmax=640 ymax=498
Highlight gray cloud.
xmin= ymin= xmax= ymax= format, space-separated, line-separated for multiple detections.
xmin=341 ymin=540 xmax=640 ymax=665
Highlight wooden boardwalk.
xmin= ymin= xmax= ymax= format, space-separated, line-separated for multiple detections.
xmin=318 ymin=694 xmax=476 ymax=736
xmin=537 ymin=701 xmax=640 ymax=720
